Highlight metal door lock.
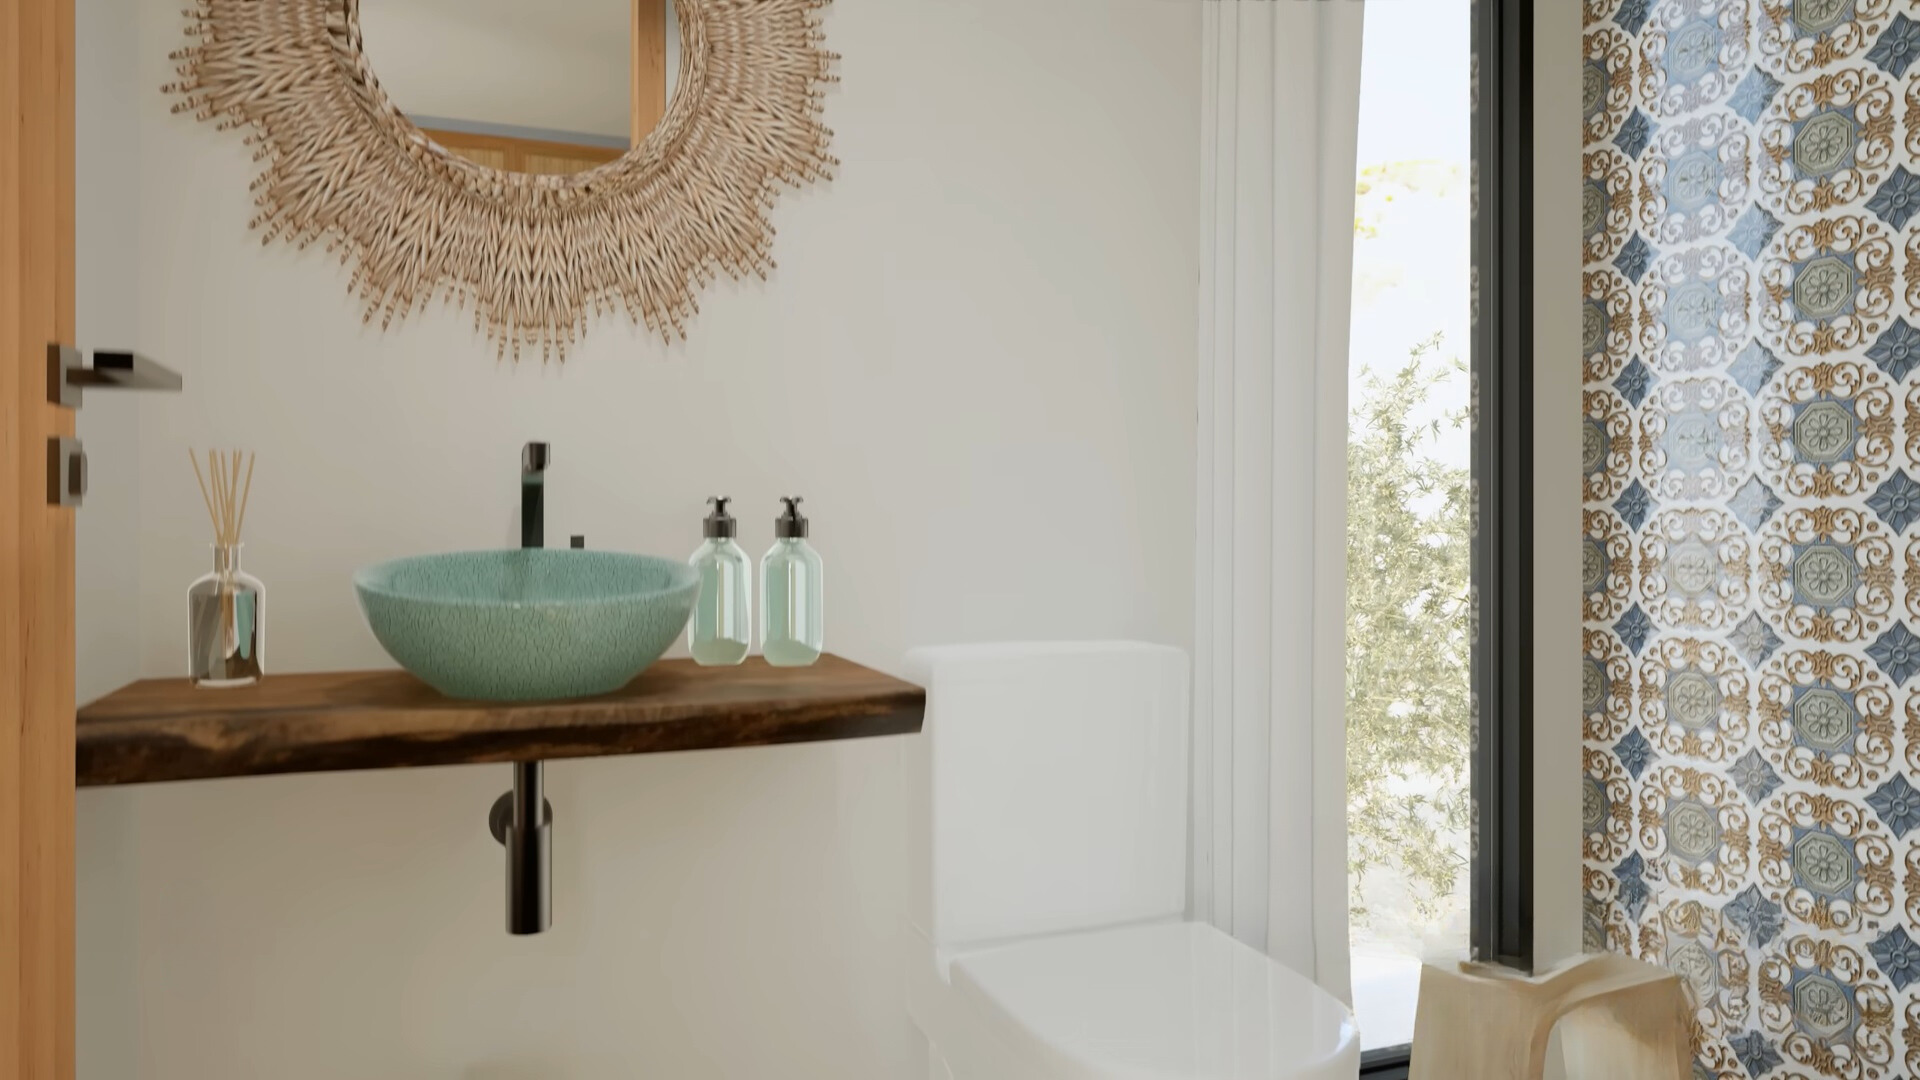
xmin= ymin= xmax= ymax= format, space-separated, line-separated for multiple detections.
xmin=47 ymin=437 xmax=85 ymax=508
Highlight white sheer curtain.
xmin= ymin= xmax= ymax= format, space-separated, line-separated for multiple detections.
xmin=1191 ymin=0 xmax=1364 ymax=999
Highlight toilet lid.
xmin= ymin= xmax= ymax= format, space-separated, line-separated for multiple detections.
xmin=949 ymin=922 xmax=1360 ymax=1080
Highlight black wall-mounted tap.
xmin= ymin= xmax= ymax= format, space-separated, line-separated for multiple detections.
xmin=521 ymin=441 xmax=548 ymax=549
xmin=496 ymin=441 xmax=554 ymax=935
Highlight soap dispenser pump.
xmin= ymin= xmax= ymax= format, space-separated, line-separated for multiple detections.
xmin=761 ymin=496 xmax=823 ymax=667
xmin=688 ymin=497 xmax=752 ymax=666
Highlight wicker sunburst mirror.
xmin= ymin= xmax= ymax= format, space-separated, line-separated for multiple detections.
xmin=167 ymin=0 xmax=837 ymax=358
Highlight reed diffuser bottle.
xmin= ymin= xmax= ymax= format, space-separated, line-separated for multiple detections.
xmin=188 ymin=449 xmax=264 ymax=687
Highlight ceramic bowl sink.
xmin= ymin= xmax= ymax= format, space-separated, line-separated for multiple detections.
xmin=354 ymin=550 xmax=699 ymax=701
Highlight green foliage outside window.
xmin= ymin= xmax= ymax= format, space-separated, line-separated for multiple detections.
xmin=1345 ymin=336 xmax=1472 ymax=924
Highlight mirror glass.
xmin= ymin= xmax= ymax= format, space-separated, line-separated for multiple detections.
xmin=359 ymin=0 xmax=680 ymax=175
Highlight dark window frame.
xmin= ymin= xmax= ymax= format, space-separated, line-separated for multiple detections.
xmin=1360 ymin=1046 xmax=1412 ymax=1079
xmin=1469 ymin=0 xmax=1535 ymax=976
xmin=1363 ymin=0 xmax=1533 ymax=1069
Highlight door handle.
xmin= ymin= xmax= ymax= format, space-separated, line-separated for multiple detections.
xmin=45 ymin=343 xmax=182 ymax=508
xmin=47 ymin=343 xmax=184 ymax=408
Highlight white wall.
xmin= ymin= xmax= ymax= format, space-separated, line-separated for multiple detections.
xmin=72 ymin=0 xmax=141 ymax=709
xmin=73 ymin=0 xmax=144 ymax=1075
xmin=74 ymin=1 xmax=1201 ymax=1077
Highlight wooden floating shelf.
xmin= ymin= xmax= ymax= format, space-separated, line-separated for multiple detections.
xmin=77 ymin=654 xmax=924 ymax=787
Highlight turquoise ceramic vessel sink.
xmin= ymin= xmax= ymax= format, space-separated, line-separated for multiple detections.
xmin=354 ymin=550 xmax=699 ymax=701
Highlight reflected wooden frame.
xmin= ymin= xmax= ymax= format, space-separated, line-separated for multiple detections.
xmin=166 ymin=0 xmax=838 ymax=357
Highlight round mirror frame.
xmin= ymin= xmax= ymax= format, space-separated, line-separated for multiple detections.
xmin=167 ymin=0 xmax=838 ymax=357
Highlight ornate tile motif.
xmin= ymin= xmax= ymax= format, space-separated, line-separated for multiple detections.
xmin=1642 ymin=246 xmax=1756 ymax=373
xmin=1583 ymin=7 xmax=1920 ymax=1074
xmin=1586 ymin=507 xmax=1638 ymax=623
xmin=1866 ymin=774 xmax=1920 ymax=838
xmin=1866 ymin=166 xmax=1920 ymax=229
xmin=1643 ymin=508 xmax=1754 ymax=630
xmin=1619 ymin=356 xmax=1656 ymax=405
xmin=1639 ymin=765 xmax=1753 ymax=894
xmin=1587 ymin=625 xmax=1639 ymax=744
xmin=1757 ymin=361 xmax=1897 ymax=498
xmin=1756 ymin=936 xmax=1896 ymax=1079
xmin=1760 ymin=217 xmax=1898 ymax=357
xmin=1731 ymin=745 xmax=1784 ymax=804
xmin=1757 ymin=0 xmax=1897 ymax=75
xmin=1726 ymin=882 xmax=1786 ymax=948
xmin=1729 ymin=474 xmax=1785 ymax=530
xmin=1640 ymin=376 xmax=1753 ymax=499
xmin=1866 ymin=14 xmax=1920 ymax=79
xmin=1639 ymin=636 xmax=1754 ymax=761
xmin=1618 ymin=477 xmax=1655 ymax=529
xmin=1757 ymin=68 xmax=1896 ymax=216
xmin=1588 ymin=148 xmax=1639 ymax=265
xmin=1756 ymin=788 xmax=1895 ymax=932
xmin=1587 ymin=386 xmax=1638 ymax=503
xmin=1588 ymin=267 xmax=1639 ymax=383
xmin=1731 ymin=66 xmax=1784 ymax=124
xmin=1641 ymin=0 xmax=1752 ymax=116
xmin=1731 ymin=205 xmax=1785 ymax=261
xmin=1755 ymin=507 xmax=1895 ymax=644
xmin=1642 ymin=116 xmax=1753 ymax=245
xmin=1866 ymin=318 xmax=1920 ymax=379
xmin=1586 ymin=745 xmax=1637 ymax=866
xmin=1587 ymin=25 xmax=1639 ymax=145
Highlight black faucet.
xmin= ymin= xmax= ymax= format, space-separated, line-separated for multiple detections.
xmin=521 ymin=441 xmax=548 ymax=549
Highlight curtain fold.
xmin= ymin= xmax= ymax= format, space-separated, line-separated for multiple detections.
xmin=1192 ymin=0 xmax=1364 ymax=1000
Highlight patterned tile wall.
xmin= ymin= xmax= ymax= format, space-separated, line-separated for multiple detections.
xmin=1581 ymin=1 xmax=1920 ymax=1076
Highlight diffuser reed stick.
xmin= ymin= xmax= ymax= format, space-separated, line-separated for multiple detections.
xmin=190 ymin=448 xmax=255 ymax=546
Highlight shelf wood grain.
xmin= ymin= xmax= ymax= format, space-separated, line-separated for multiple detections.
xmin=77 ymin=655 xmax=923 ymax=787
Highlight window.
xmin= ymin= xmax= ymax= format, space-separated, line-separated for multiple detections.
xmin=1345 ymin=0 xmax=1532 ymax=1061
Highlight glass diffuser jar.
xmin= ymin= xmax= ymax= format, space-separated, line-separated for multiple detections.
xmin=188 ymin=542 xmax=265 ymax=687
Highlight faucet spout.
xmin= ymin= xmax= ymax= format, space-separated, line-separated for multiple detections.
xmin=521 ymin=442 xmax=548 ymax=550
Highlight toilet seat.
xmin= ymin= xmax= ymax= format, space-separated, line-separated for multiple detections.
xmin=942 ymin=921 xmax=1360 ymax=1080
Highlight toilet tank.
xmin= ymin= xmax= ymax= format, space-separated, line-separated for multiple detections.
xmin=904 ymin=642 xmax=1190 ymax=952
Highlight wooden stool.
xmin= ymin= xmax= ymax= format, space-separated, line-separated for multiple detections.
xmin=1409 ymin=953 xmax=1692 ymax=1080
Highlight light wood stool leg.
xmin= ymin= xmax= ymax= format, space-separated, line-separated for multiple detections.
xmin=1409 ymin=953 xmax=1692 ymax=1080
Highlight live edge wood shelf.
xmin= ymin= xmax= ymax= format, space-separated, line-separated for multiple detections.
xmin=76 ymin=654 xmax=925 ymax=787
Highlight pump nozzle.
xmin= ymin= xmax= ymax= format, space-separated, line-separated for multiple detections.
xmin=702 ymin=496 xmax=738 ymax=539
xmin=774 ymin=496 xmax=809 ymax=539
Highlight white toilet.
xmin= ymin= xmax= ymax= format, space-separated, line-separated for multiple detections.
xmin=903 ymin=642 xmax=1362 ymax=1080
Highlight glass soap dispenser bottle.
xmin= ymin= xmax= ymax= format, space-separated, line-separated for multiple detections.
xmin=688 ymin=497 xmax=752 ymax=666
xmin=761 ymin=496 xmax=823 ymax=667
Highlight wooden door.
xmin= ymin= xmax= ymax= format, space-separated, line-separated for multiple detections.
xmin=633 ymin=0 xmax=668 ymax=144
xmin=2 ymin=0 xmax=78 ymax=1072
xmin=420 ymin=129 xmax=625 ymax=176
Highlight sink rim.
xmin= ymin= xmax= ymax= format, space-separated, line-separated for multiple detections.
xmin=353 ymin=549 xmax=698 ymax=611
